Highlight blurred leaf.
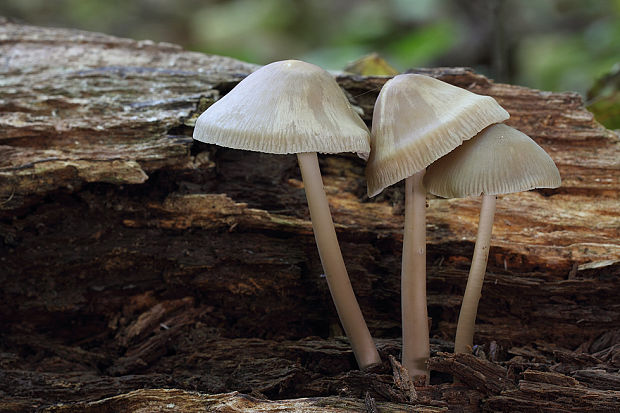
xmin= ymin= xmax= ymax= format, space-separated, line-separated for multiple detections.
xmin=344 ymin=53 xmax=399 ymax=76
xmin=587 ymin=64 xmax=620 ymax=129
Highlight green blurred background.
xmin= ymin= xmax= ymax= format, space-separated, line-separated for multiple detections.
xmin=2 ymin=0 xmax=619 ymax=127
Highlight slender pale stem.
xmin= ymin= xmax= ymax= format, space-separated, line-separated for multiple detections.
xmin=454 ymin=194 xmax=497 ymax=354
xmin=401 ymin=170 xmax=430 ymax=380
xmin=297 ymin=152 xmax=381 ymax=369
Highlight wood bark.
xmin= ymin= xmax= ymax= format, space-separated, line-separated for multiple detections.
xmin=0 ymin=19 xmax=618 ymax=412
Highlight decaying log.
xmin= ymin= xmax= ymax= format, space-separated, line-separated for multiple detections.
xmin=43 ymin=389 xmax=447 ymax=413
xmin=1 ymin=19 xmax=619 ymax=412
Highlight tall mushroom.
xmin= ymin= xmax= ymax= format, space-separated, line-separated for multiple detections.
xmin=365 ymin=74 xmax=509 ymax=378
xmin=193 ymin=60 xmax=381 ymax=369
xmin=424 ymin=123 xmax=561 ymax=354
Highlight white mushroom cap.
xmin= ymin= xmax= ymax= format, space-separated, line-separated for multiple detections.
xmin=193 ymin=60 xmax=370 ymax=157
xmin=424 ymin=123 xmax=561 ymax=198
xmin=365 ymin=74 xmax=510 ymax=197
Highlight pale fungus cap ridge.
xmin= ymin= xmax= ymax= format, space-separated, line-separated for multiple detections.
xmin=193 ymin=60 xmax=371 ymax=157
xmin=365 ymin=74 xmax=510 ymax=197
xmin=424 ymin=123 xmax=561 ymax=198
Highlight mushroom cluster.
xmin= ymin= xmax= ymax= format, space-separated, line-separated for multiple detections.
xmin=192 ymin=60 xmax=560 ymax=379
xmin=365 ymin=74 xmax=510 ymax=379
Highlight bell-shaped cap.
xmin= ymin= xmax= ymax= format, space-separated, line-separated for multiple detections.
xmin=424 ymin=123 xmax=561 ymax=198
xmin=193 ymin=60 xmax=370 ymax=157
xmin=365 ymin=74 xmax=510 ymax=197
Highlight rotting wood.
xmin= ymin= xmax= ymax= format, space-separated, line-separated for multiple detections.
xmin=42 ymin=389 xmax=448 ymax=413
xmin=484 ymin=379 xmax=620 ymax=413
xmin=0 ymin=20 xmax=619 ymax=412
xmin=428 ymin=352 xmax=516 ymax=395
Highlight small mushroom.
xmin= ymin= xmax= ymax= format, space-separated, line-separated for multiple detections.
xmin=365 ymin=74 xmax=509 ymax=378
xmin=193 ymin=60 xmax=381 ymax=369
xmin=424 ymin=123 xmax=561 ymax=354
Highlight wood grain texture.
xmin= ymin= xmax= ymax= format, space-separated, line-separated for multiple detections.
xmin=43 ymin=389 xmax=447 ymax=413
xmin=0 ymin=19 xmax=619 ymax=412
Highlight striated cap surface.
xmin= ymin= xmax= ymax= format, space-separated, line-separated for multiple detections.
xmin=424 ymin=123 xmax=561 ymax=198
xmin=193 ymin=60 xmax=370 ymax=157
xmin=365 ymin=74 xmax=509 ymax=197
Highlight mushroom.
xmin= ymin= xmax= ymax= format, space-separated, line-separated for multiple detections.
xmin=193 ymin=60 xmax=381 ymax=369
xmin=424 ymin=123 xmax=561 ymax=354
xmin=365 ymin=74 xmax=509 ymax=378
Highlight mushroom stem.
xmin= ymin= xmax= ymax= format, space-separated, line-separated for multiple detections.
xmin=401 ymin=169 xmax=430 ymax=380
xmin=297 ymin=152 xmax=381 ymax=369
xmin=454 ymin=194 xmax=497 ymax=354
